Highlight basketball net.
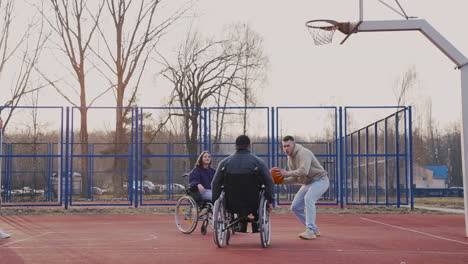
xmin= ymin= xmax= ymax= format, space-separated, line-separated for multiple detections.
xmin=306 ymin=23 xmax=338 ymax=45
xmin=306 ymin=20 xmax=355 ymax=46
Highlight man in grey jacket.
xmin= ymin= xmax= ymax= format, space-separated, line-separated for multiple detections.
xmin=277 ymin=135 xmax=329 ymax=240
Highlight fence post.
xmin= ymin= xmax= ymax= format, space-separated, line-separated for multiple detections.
xmin=88 ymin=144 xmax=93 ymax=201
xmin=134 ymin=107 xmax=139 ymax=208
xmin=204 ymin=108 xmax=208 ymax=151
xmin=271 ymin=107 xmax=277 ymax=205
xmin=385 ymin=118 xmax=389 ymax=207
xmin=64 ymin=107 xmax=70 ymax=210
xmin=47 ymin=143 xmax=52 ymax=201
xmin=409 ymin=106 xmax=414 ymax=210
xmin=339 ymin=107 xmax=344 ymax=209
xmin=395 ymin=111 xmax=401 ymax=208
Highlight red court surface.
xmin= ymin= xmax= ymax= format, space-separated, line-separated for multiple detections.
xmin=1 ymin=213 xmax=467 ymax=264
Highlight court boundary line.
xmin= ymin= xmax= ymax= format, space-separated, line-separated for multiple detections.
xmin=0 ymin=233 xmax=159 ymax=248
xmin=360 ymin=217 xmax=468 ymax=246
xmin=1 ymin=245 xmax=468 ymax=255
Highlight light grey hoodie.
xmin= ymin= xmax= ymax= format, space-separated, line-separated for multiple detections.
xmin=283 ymin=143 xmax=328 ymax=185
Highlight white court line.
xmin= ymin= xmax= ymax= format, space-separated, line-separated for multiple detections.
xmin=2 ymin=246 xmax=468 ymax=255
xmin=360 ymin=217 xmax=468 ymax=246
xmin=0 ymin=233 xmax=159 ymax=248
xmin=0 ymin=232 xmax=54 ymax=248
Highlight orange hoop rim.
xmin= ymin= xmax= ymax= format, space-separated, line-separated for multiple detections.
xmin=305 ymin=19 xmax=340 ymax=29
xmin=305 ymin=19 xmax=352 ymax=35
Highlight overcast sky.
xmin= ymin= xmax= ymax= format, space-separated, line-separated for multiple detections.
xmin=2 ymin=0 xmax=468 ymax=133
xmin=179 ymin=0 xmax=468 ymax=129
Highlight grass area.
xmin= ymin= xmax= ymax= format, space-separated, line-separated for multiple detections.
xmin=414 ymin=197 xmax=464 ymax=209
xmin=0 ymin=204 xmax=461 ymax=216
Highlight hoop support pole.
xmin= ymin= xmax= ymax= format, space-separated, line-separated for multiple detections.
xmin=355 ymin=18 xmax=468 ymax=237
xmin=461 ymin=66 xmax=468 ymax=237
xmin=359 ymin=0 xmax=363 ymax=22
xmin=357 ymin=19 xmax=468 ymax=67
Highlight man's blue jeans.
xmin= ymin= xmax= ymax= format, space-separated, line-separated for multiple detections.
xmin=290 ymin=177 xmax=329 ymax=231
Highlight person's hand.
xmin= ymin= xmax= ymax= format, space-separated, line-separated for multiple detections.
xmin=197 ymin=184 xmax=206 ymax=194
xmin=277 ymin=168 xmax=288 ymax=178
xmin=267 ymin=203 xmax=272 ymax=214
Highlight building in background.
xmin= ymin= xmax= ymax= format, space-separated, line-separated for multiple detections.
xmin=414 ymin=165 xmax=448 ymax=188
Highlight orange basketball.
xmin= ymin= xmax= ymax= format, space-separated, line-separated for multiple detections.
xmin=269 ymin=167 xmax=284 ymax=184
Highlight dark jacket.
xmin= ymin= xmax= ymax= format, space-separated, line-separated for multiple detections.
xmin=211 ymin=149 xmax=275 ymax=203
xmin=189 ymin=166 xmax=215 ymax=189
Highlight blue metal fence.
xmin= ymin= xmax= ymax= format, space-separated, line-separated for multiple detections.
xmin=343 ymin=107 xmax=413 ymax=208
xmin=0 ymin=106 xmax=65 ymax=207
xmin=0 ymin=106 xmax=413 ymax=208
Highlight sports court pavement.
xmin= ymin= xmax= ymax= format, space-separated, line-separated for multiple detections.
xmin=1 ymin=213 xmax=467 ymax=264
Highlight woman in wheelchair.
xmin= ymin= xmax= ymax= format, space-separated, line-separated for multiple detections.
xmin=175 ymin=151 xmax=215 ymax=235
xmin=189 ymin=151 xmax=215 ymax=203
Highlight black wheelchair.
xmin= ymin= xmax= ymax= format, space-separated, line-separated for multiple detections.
xmin=175 ymin=174 xmax=213 ymax=235
xmin=212 ymin=171 xmax=271 ymax=248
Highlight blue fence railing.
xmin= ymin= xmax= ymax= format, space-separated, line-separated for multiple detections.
xmin=0 ymin=106 xmax=413 ymax=208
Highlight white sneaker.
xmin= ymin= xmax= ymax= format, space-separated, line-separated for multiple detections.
xmin=0 ymin=231 xmax=11 ymax=239
xmin=298 ymin=229 xmax=316 ymax=240
xmin=314 ymin=230 xmax=321 ymax=237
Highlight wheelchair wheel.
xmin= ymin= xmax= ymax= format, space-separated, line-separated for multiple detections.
xmin=213 ymin=194 xmax=227 ymax=248
xmin=175 ymin=195 xmax=199 ymax=234
xmin=258 ymin=196 xmax=271 ymax=248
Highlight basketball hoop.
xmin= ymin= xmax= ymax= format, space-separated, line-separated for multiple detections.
xmin=305 ymin=19 xmax=352 ymax=45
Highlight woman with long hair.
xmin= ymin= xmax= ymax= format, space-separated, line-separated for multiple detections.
xmin=189 ymin=151 xmax=215 ymax=201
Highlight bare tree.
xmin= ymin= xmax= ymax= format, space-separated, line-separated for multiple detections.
xmin=393 ymin=66 xmax=417 ymax=107
xmin=160 ymin=30 xmax=248 ymax=165
xmin=227 ymin=23 xmax=268 ymax=135
xmin=27 ymin=88 xmax=43 ymax=200
xmin=93 ymin=0 xmax=189 ymax=193
xmin=423 ymin=98 xmax=442 ymax=165
xmin=38 ymin=0 xmax=106 ymax=198
xmin=0 ymin=1 xmax=49 ymax=130
xmin=444 ymin=123 xmax=462 ymax=186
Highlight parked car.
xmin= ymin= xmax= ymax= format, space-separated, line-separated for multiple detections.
xmin=159 ymin=183 xmax=186 ymax=194
xmin=124 ymin=180 xmax=158 ymax=194
xmin=10 ymin=187 xmax=44 ymax=196
xmin=92 ymin=187 xmax=104 ymax=195
xmin=142 ymin=180 xmax=157 ymax=194
xmin=449 ymin=186 xmax=464 ymax=197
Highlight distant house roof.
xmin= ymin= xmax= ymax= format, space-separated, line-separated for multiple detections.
xmin=423 ymin=166 xmax=448 ymax=179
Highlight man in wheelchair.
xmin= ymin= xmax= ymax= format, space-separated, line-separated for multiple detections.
xmin=211 ymin=135 xmax=275 ymax=233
